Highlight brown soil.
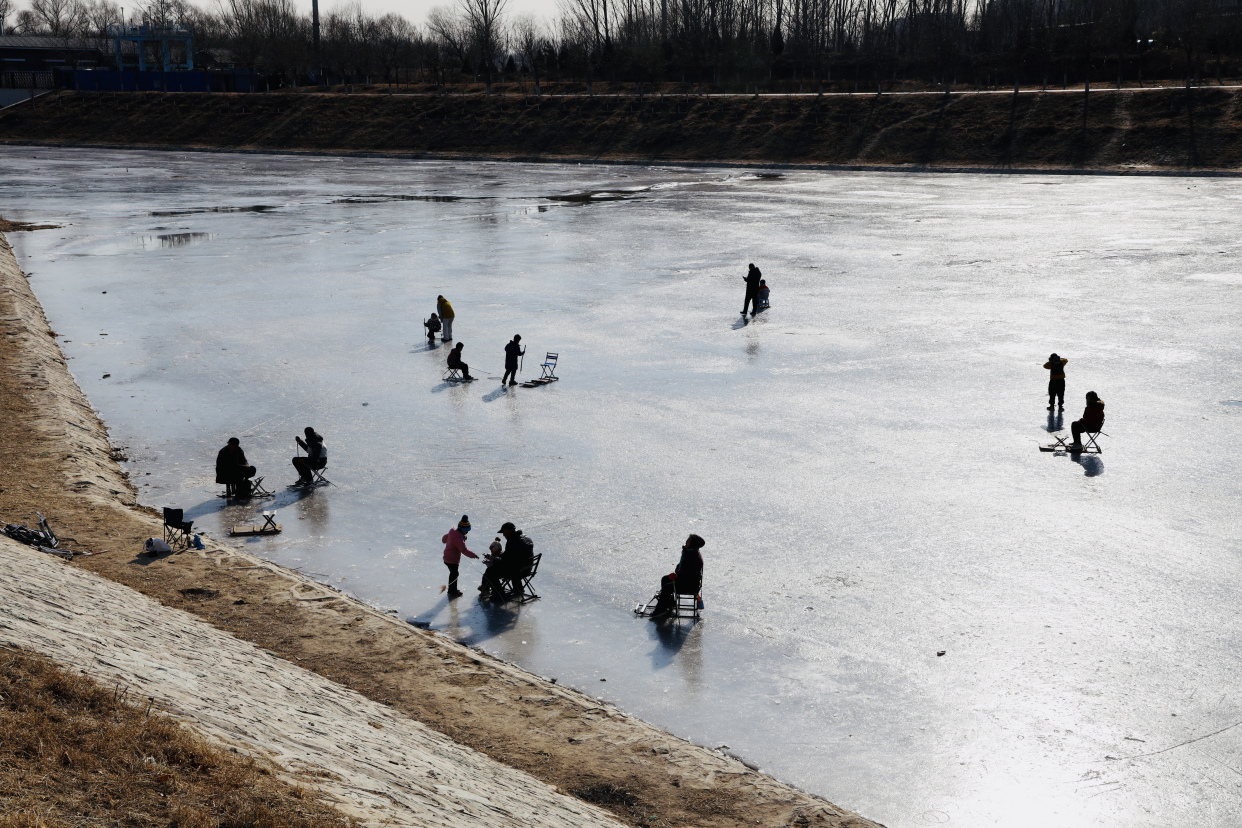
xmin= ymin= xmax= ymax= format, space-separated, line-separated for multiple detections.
xmin=0 ymin=229 xmax=877 ymax=828
xmin=0 ymin=646 xmax=357 ymax=828
xmin=1 ymin=86 xmax=1238 ymax=171
xmin=0 ymin=217 xmax=60 ymax=232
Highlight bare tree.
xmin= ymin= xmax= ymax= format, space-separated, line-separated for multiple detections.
xmin=460 ymin=0 xmax=508 ymax=92
xmin=80 ymin=0 xmax=121 ymax=38
xmin=29 ymin=0 xmax=87 ymax=36
xmin=512 ymin=12 xmax=548 ymax=93
xmin=428 ymin=4 xmax=473 ymax=76
xmin=0 ymin=0 xmax=12 ymax=36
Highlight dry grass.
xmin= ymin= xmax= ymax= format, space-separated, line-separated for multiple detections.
xmin=1 ymin=86 xmax=1239 ymax=171
xmin=0 ymin=646 xmax=356 ymax=828
xmin=0 ymin=217 xmax=59 ymax=233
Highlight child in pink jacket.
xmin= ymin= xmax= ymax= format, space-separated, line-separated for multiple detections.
xmin=441 ymin=515 xmax=479 ymax=598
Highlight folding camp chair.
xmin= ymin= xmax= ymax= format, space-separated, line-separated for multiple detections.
xmin=292 ymin=464 xmax=331 ymax=489
xmin=444 ymin=366 xmax=466 ymax=382
xmin=507 ymin=553 xmax=541 ymax=604
xmin=1045 ymin=431 xmax=1106 ymax=454
xmin=1078 ymin=431 xmax=1106 ymax=454
xmin=539 ymin=353 xmax=559 ymax=381
xmin=162 ymin=507 xmax=194 ymax=551
xmin=222 ymin=476 xmax=273 ymax=499
xmin=634 ymin=574 xmax=702 ymax=621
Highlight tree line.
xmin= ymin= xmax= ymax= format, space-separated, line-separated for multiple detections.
xmin=3 ymin=0 xmax=1241 ymax=90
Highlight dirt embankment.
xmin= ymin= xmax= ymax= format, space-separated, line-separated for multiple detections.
xmin=0 ymin=228 xmax=879 ymax=828
xmin=2 ymin=86 xmax=1240 ymax=171
xmin=0 ymin=647 xmax=360 ymax=828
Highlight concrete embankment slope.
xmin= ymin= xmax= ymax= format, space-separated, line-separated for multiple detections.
xmin=0 ymin=537 xmax=625 ymax=828
xmin=1 ymin=86 xmax=1238 ymax=171
xmin=0 ymin=227 xmax=878 ymax=827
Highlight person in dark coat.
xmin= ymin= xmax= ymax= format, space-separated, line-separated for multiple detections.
xmin=502 ymin=335 xmax=526 ymax=386
xmin=215 ymin=437 xmax=257 ymax=495
xmin=742 ymin=263 xmax=762 ymax=317
xmin=292 ymin=427 xmax=327 ymax=486
xmin=1070 ymin=391 xmax=1105 ymax=450
xmin=652 ymin=534 xmax=705 ymax=618
xmin=424 ymin=313 xmax=442 ymax=343
xmin=447 ymin=342 xmax=473 ymax=380
xmin=479 ymin=521 xmax=534 ymax=600
xmin=1044 ymin=353 xmax=1068 ymax=411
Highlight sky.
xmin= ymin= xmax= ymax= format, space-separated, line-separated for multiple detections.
xmin=254 ymin=0 xmax=558 ymax=26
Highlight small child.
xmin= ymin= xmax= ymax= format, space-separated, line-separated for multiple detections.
xmin=424 ymin=313 xmax=442 ymax=341
xmin=757 ymin=279 xmax=770 ymax=310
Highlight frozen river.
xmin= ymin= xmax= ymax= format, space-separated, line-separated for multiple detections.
xmin=4 ymin=147 xmax=1242 ymax=828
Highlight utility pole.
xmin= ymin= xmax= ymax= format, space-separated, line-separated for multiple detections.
xmin=312 ymin=0 xmax=321 ymax=84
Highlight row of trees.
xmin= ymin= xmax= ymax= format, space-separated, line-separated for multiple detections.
xmin=3 ymin=0 xmax=1240 ymax=88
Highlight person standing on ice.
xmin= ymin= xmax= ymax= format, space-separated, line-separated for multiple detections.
xmin=441 ymin=515 xmax=478 ymax=599
xmin=502 ymin=334 xmax=525 ymax=386
xmin=1044 ymin=353 xmax=1068 ymax=411
xmin=437 ymin=295 xmax=456 ymax=341
xmin=741 ymin=263 xmax=762 ymax=317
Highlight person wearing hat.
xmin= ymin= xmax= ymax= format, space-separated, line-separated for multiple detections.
xmin=447 ymin=342 xmax=474 ymax=380
xmin=1043 ymin=353 xmax=1068 ymax=411
xmin=1070 ymin=391 xmax=1105 ymax=451
xmin=652 ymin=534 xmax=705 ymax=619
xmin=292 ymin=426 xmax=327 ymax=486
xmin=215 ymin=437 xmax=257 ymax=497
xmin=479 ymin=521 xmax=534 ymax=600
xmin=437 ymin=295 xmax=455 ymax=341
xmin=502 ymin=334 xmax=525 ymax=387
xmin=441 ymin=515 xmax=479 ymax=599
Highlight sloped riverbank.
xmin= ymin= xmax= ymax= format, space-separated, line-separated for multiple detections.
xmin=2 ymin=86 xmax=1239 ymax=172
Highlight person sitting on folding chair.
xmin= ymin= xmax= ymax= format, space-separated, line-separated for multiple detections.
xmin=757 ymin=279 xmax=771 ymax=310
xmin=1070 ymin=391 xmax=1105 ymax=451
xmin=215 ymin=437 xmax=257 ymax=496
xmin=447 ymin=342 xmax=474 ymax=380
xmin=652 ymin=534 xmax=705 ymax=618
xmin=479 ymin=521 xmax=533 ymax=600
xmin=292 ymin=427 xmax=327 ymax=486
xmin=424 ymin=313 xmax=442 ymax=343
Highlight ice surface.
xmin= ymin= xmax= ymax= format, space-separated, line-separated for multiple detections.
xmin=4 ymin=147 xmax=1242 ymax=828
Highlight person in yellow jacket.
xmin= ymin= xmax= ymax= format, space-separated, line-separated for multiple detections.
xmin=436 ymin=295 xmax=456 ymax=341
xmin=1044 ymin=353 xmax=1067 ymax=411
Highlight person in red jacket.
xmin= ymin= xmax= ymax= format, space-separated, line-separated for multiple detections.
xmin=441 ymin=515 xmax=478 ymax=599
xmin=1070 ymin=391 xmax=1105 ymax=451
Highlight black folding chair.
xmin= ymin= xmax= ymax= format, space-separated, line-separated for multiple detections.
xmin=503 ymin=553 xmax=541 ymax=604
xmin=634 ymin=574 xmax=702 ymax=621
xmin=163 ymin=507 xmax=194 ymax=551
xmin=1048 ymin=431 xmax=1107 ymax=455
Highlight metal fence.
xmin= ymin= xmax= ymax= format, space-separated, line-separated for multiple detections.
xmin=0 ymin=71 xmax=55 ymax=90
